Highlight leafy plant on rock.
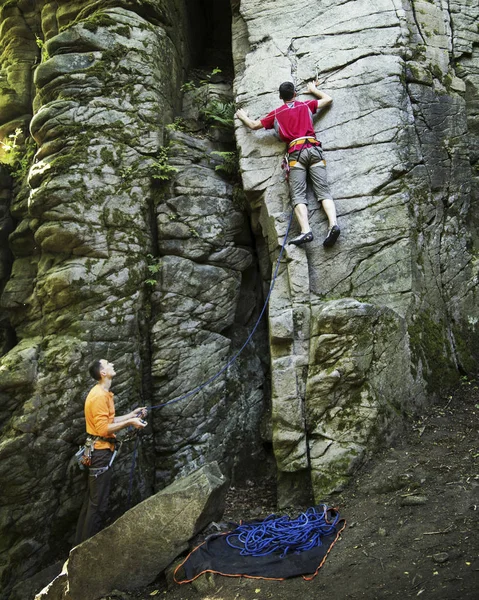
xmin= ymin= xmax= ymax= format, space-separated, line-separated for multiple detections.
xmin=200 ymin=100 xmax=235 ymax=132
xmin=145 ymin=254 xmax=162 ymax=286
xmin=150 ymin=146 xmax=178 ymax=182
xmin=35 ymin=35 xmax=49 ymax=62
xmin=211 ymin=150 xmax=239 ymax=179
xmin=0 ymin=128 xmax=37 ymax=184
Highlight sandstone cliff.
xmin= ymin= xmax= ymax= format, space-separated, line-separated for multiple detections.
xmin=0 ymin=0 xmax=477 ymax=596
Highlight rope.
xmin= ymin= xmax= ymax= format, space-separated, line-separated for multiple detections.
xmin=127 ymin=432 xmax=141 ymax=508
xmin=226 ymin=506 xmax=340 ymax=558
xmin=126 ymin=213 xmax=294 ymax=502
xmin=148 ymin=211 xmax=294 ymax=411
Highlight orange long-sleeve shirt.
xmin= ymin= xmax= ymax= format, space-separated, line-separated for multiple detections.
xmin=84 ymin=384 xmax=116 ymax=450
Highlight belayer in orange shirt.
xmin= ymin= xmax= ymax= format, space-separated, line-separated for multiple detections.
xmin=236 ymin=80 xmax=340 ymax=248
xmin=74 ymin=359 xmax=147 ymax=545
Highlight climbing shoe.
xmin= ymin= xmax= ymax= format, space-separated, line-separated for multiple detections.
xmin=289 ymin=231 xmax=314 ymax=246
xmin=323 ymin=225 xmax=340 ymax=247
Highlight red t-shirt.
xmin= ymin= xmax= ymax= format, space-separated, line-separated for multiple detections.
xmin=260 ymin=100 xmax=319 ymax=151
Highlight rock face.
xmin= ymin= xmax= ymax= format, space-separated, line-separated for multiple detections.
xmin=152 ymin=124 xmax=267 ymax=490
xmin=0 ymin=1 xmax=266 ymax=596
xmin=232 ymin=0 xmax=479 ymax=502
xmin=0 ymin=0 xmax=478 ymax=596
xmin=35 ymin=462 xmax=228 ymax=600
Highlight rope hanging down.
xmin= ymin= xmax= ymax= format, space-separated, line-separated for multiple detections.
xmin=127 ymin=212 xmax=294 ymax=504
xmin=148 ymin=210 xmax=295 ymax=411
xmin=226 ymin=506 xmax=341 ymax=558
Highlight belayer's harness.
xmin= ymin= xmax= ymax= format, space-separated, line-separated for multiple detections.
xmin=75 ymin=435 xmax=119 ymax=476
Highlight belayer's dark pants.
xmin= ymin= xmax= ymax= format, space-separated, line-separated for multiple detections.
xmin=74 ymin=449 xmax=113 ymax=546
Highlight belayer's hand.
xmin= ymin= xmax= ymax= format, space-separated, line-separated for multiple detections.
xmin=130 ymin=417 xmax=147 ymax=429
xmin=127 ymin=407 xmax=147 ymax=420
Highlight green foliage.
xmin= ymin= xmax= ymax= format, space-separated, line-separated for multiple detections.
xmin=199 ymin=67 xmax=222 ymax=84
xmin=12 ymin=137 xmax=37 ymax=182
xmin=180 ymin=81 xmax=196 ymax=93
xmin=145 ymin=254 xmax=161 ymax=286
xmin=189 ymin=227 xmax=200 ymax=238
xmin=0 ymin=127 xmax=21 ymax=157
xmin=120 ymin=165 xmax=134 ymax=180
xmin=0 ymin=128 xmax=37 ymax=183
xmin=181 ymin=67 xmax=222 ymax=93
xmin=201 ymin=100 xmax=235 ymax=131
xmin=150 ymin=146 xmax=178 ymax=182
xmin=179 ymin=68 xmax=236 ymax=136
xmin=211 ymin=150 xmax=239 ymax=178
xmin=35 ymin=36 xmax=49 ymax=62
xmin=166 ymin=117 xmax=187 ymax=132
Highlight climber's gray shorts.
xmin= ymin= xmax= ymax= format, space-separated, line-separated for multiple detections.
xmin=288 ymin=146 xmax=332 ymax=207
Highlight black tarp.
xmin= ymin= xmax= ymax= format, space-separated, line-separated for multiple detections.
xmin=175 ymin=508 xmax=346 ymax=583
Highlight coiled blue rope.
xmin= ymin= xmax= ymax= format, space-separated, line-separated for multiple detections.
xmin=226 ymin=506 xmax=340 ymax=558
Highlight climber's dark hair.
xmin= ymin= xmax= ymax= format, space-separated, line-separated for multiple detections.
xmin=89 ymin=360 xmax=103 ymax=381
xmin=279 ymin=82 xmax=296 ymax=101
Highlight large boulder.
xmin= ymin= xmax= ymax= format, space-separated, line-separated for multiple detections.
xmin=35 ymin=462 xmax=228 ymax=600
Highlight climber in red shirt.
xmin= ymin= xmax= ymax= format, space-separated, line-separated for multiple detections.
xmin=236 ymin=80 xmax=340 ymax=247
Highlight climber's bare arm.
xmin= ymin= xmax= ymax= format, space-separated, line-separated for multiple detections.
xmin=307 ymin=80 xmax=332 ymax=109
xmin=235 ymin=108 xmax=264 ymax=130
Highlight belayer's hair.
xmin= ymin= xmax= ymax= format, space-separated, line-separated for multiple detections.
xmin=89 ymin=360 xmax=103 ymax=381
xmin=279 ymin=81 xmax=296 ymax=101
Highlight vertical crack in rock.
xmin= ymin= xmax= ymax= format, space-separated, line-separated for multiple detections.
xmin=410 ymin=0 xmax=427 ymax=46
xmin=151 ymin=0 xmax=268 ymax=493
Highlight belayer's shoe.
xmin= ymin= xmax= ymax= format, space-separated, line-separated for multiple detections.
xmin=289 ymin=231 xmax=314 ymax=246
xmin=323 ymin=225 xmax=340 ymax=247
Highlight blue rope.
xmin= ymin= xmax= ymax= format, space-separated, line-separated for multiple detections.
xmin=148 ymin=211 xmax=294 ymax=411
xmin=226 ymin=506 xmax=340 ymax=558
xmin=127 ymin=432 xmax=141 ymax=508
xmin=126 ymin=213 xmax=294 ymax=502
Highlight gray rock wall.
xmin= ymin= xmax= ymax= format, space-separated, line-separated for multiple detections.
xmin=0 ymin=0 xmax=478 ymax=595
xmin=0 ymin=2 xmax=184 ymax=591
xmin=152 ymin=124 xmax=267 ymax=490
xmin=232 ymin=0 xmax=479 ymax=502
xmin=0 ymin=0 xmax=267 ymax=595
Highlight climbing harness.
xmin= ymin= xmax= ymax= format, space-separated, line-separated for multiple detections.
xmin=282 ymin=137 xmax=320 ymax=179
xmin=226 ymin=505 xmax=340 ymax=558
xmin=89 ymin=449 xmax=118 ymax=478
xmin=288 ymin=136 xmax=320 ymax=149
xmin=75 ymin=435 xmax=117 ymax=470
